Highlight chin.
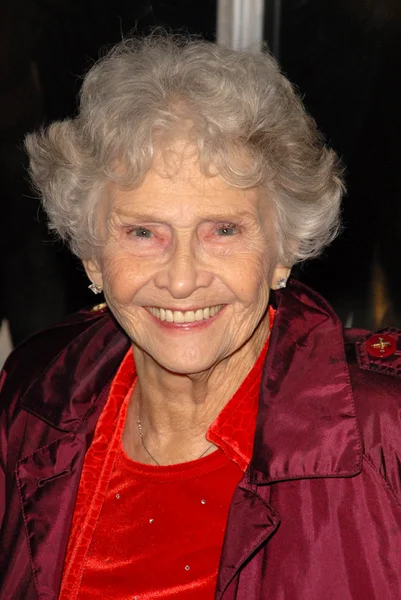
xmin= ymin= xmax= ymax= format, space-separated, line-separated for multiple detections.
xmin=148 ymin=347 xmax=222 ymax=376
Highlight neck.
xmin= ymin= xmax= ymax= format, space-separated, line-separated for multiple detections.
xmin=123 ymin=312 xmax=270 ymax=465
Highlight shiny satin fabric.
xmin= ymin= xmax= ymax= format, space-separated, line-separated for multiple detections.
xmin=0 ymin=311 xmax=130 ymax=600
xmin=1 ymin=281 xmax=401 ymax=599
xmin=218 ymin=468 xmax=401 ymax=599
xmin=252 ymin=282 xmax=361 ymax=483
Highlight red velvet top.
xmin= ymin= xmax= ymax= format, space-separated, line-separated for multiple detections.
xmin=59 ymin=310 xmax=273 ymax=600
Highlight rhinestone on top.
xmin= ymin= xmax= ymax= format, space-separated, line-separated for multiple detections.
xmin=149 ymin=518 xmax=154 ymax=524
xmin=185 ymin=565 xmax=190 ymax=571
xmin=116 ymin=493 xmax=120 ymax=499
xmin=201 ymin=499 xmax=206 ymax=504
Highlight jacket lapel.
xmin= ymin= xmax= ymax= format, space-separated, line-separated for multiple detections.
xmin=15 ymin=314 xmax=130 ymax=599
xmin=20 ymin=317 xmax=129 ymax=432
xmin=215 ymin=479 xmax=280 ymax=600
xmin=250 ymin=280 xmax=362 ymax=484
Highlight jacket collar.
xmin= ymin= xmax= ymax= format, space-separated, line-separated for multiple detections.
xmin=249 ymin=279 xmax=362 ymax=484
xmin=20 ymin=315 xmax=130 ymax=432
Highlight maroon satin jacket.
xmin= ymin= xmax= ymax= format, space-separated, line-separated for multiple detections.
xmin=1 ymin=280 xmax=401 ymax=600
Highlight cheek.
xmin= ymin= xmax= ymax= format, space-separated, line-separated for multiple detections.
xmin=223 ymin=251 xmax=273 ymax=303
xmin=100 ymin=253 xmax=150 ymax=304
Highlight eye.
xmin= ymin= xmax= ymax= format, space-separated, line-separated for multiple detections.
xmin=129 ymin=227 xmax=153 ymax=239
xmin=216 ymin=224 xmax=238 ymax=236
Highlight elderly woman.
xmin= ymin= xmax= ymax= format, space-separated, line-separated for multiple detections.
xmin=1 ymin=34 xmax=401 ymax=600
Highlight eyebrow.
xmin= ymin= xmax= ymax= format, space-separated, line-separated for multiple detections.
xmin=111 ymin=209 xmax=259 ymax=223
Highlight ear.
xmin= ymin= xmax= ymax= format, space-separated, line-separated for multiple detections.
xmin=271 ymin=265 xmax=292 ymax=290
xmin=82 ymin=257 xmax=104 ymax=289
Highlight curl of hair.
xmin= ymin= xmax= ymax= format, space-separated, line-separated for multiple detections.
xmin=26 ymin=33 xmax=344 ymax=263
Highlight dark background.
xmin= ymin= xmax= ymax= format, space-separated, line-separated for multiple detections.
xmin=2 ymin=0 xmax=400 ymax=345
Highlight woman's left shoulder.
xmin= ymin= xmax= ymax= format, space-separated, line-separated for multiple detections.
xmin=344 ymin=326 xmax=401 ymax=503
xmin=344 ymin=326 xmax=401 ymax=402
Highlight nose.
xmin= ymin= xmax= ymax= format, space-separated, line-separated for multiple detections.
xmin=154 ymin=239 xmax=212 ymax=299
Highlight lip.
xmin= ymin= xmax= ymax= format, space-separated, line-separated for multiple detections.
xmin=144 ymin=305 xmax=226 ymax=330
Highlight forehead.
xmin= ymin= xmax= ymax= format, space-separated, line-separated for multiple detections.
xmin=107 ymin=150 xmax=269 ymax=223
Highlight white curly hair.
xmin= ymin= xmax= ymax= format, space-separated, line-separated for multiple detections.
xmin=26 ymin=33 xmax=344 ymax=263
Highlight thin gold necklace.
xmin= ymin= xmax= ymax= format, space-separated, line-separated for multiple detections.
xmin=136 ymin=414 xmax=214 ymax=466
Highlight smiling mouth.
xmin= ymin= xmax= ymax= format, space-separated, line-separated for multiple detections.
xmin=147 ymin=305 xmax=224 ymax=323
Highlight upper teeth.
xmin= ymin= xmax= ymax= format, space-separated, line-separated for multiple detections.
xmin=148 ymin=305 xmax=223 ymax=323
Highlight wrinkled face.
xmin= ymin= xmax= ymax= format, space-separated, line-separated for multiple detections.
xmin=84 ymin=149 xmax=288 ymax=375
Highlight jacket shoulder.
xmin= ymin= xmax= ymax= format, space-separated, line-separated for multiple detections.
xmin=0 ymin=304 xmax=115 ymax=411
xmin=345 ymin=326 xmax=401 ymax=392
xmin=345 ymin=327 xmax=401 ymax=505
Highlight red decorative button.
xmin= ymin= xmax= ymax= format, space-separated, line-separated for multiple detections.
xmin=366 ymin=334 xmax=397 ymax=358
